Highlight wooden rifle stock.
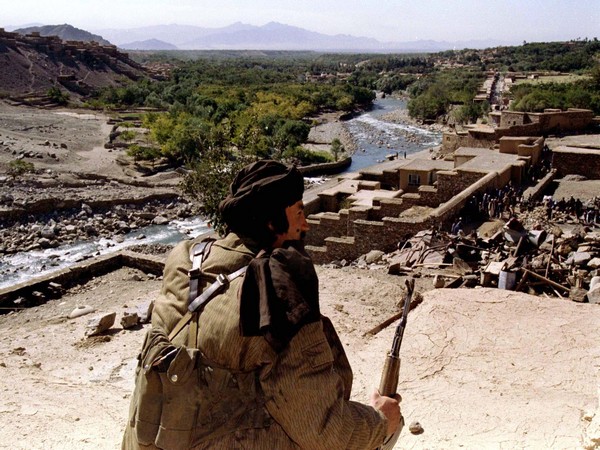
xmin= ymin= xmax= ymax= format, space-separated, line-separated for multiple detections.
xmin=379 ymin=279 xmax=414 ymax=397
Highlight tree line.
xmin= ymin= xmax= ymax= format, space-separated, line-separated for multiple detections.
xmin=81 ymin=41 xmax=598 ymax=228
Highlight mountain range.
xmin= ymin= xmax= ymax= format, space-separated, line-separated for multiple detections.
xmin=93 ymin=22 xmax=507 ymax=52
xmin=5 ymin=22 xmax=508 ymax=52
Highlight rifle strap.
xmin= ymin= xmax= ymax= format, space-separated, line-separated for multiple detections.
xmin=168 ymin=240 xmax=247 ymax=343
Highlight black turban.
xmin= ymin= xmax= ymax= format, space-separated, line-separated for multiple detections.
xmin=219 ymin=160 xmax=304 ymax=237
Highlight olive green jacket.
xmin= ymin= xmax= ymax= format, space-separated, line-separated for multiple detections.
xmin=124 ymin=233 xmax=388 ymax=449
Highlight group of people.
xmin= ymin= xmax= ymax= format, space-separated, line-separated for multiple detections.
xmin=543 ymin=195 xmax=599 ymax=225
xmin=122 ymin=160 xmax=403 ymax=450
xmin=456 ymin=182 xmax=525 ymax=229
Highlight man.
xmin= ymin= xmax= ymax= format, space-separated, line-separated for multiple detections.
xmin=122 ymin=160 xmax=402 ymax=449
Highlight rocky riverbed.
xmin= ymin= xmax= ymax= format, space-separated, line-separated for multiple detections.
xmin=0 ymin=173 xmax=200 ymax=256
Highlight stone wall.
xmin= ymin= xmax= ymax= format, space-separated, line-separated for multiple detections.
xmin=372 ymin=198 xmax=408 ymax=220
xmin=297 ymin=157 xmax=352 ymax=177
xmin=500 ymin=136 xmax=543 ymax=165
xmin=552 ymin=148 xmax=600 ymax=178
xmin=442 ymin=131 xmax=495 ymax=154
xmin=431 ymin=171 xmax=499 ymax=228
xmin=0 ymin=251 xmax=165 ymax=305
xmin=417 ymin=185 xmax=440 ymax=207
xmin=347 ymin=207 xmax=369 ymax=235
xmin=522 ymin=169 xmax=557 ymax=202
xmin=445 ymin=109 xmax=594 ymax=154
xmin=538 ymin=109 xmax=594 ymax=133
xmin=436 ymin=170 xmax=487 ymax=202
xmin=305 ymin=212 xmax=346 ymax=246
xmin=304 ymin=170 xmax=503 ymax=262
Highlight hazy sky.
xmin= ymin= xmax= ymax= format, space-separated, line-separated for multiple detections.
xmin=3 ymin=0 xmax=599 ymax=43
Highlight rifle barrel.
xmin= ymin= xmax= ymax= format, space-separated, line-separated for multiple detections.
xmin=378 ymin=279 xmax=414 ymax=397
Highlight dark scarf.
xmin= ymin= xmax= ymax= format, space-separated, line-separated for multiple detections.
xmin=239 ymin=241 xmax=320 ymax=351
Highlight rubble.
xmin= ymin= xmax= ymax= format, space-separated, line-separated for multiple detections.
xmin=347 ymin=199 xmax=600 ymax=303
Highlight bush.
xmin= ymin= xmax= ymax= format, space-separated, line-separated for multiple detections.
xmin=282 ymin=146 xmax=332 ymax=165
xmin=47 ymin=87 xmax=69 ymax=105
xmin=127 ymin=145 xmax=162 ymax=162
xmin=8 ymin=159 xmax=34 ymax=176
xmin=181 ymin=151 xmax=252 ymax=235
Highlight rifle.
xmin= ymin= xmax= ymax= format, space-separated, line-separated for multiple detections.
xmin=379 ymin=278 xmax=415 ymax=397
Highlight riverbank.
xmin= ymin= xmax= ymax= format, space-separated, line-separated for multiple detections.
xmin=305 ymin=111 xmax=358 ymax=156
xmin=305 ymin=97 xmax=444 ymax=164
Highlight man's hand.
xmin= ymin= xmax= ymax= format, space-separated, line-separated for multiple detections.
xmin=370 ymin=389 xmax=402 ymax=436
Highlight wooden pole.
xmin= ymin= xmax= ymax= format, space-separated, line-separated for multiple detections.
xmin=515 ymin=270 xmax=529 ymax=292
xmin=545 ymin=235 xmax=555 ymax=278
xmin=364 ymin=311 xmax=403 ymax=336
xmin=522 ymin=268 xmax=570 ymax=292
xmin=513 ymin=236 xmax=525 ymax=257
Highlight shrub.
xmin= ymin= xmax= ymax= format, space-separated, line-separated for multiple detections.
xmin=8 ymin=159 xmax=34 ymax=176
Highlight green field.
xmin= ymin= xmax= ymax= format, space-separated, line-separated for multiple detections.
xmin=514 ymin=74 xmax=590 ymax=85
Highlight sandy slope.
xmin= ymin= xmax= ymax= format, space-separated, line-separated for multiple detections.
xmin=0 ymin=265 xmax=598 ymax=449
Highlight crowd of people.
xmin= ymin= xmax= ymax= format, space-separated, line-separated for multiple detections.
xmin=542 ymin=195 xmax=600 ymax=224
xmin=451 ymin=181 xmax=599 ymax=236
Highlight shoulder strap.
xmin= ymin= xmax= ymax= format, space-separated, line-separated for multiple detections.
xmin=167 ymin=240 xmax=247 ymax=342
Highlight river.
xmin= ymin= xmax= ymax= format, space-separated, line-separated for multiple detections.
xmin=344 ymin=96 xmax=441 ymax=171
xmin=0 ymin=97 xmax=441 ymax=290
xmin=0 ymin=218 xmax=210 ymax=290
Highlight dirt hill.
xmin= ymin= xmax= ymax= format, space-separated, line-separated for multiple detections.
xmin=0 ymin=28 xmax=150 ymax=101
xmin=12 ymin=24 xmax=112 ymax=46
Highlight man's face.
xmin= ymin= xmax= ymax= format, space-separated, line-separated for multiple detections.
xmin=273 ymin=200 xmax=309 ymax=248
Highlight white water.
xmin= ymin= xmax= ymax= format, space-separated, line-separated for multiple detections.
xmin=0 ymin=217 xmax=210 ymax=290
xmin=345 ymin=96 xmax=442 ymax=171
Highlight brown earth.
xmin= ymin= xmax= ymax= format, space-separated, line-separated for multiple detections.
xmin=0 ymin=100 xmax=599 ymax=449
xmin=0 ymin=265 xmax=599 ymax=449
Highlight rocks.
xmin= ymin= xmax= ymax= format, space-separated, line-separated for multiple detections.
xmin=365 ymin=250 xmax=384 ymax=264
xmin=120 ymin=311 xmax=139 ymax=329
xmin=566 ymin=251 xmax=592 ymax=266
xmin=587 ymin=277 xmax=600 ymax=304
xmin=68 ymin=305 xmax=96 ymax=319
xmin=152 ymin=215 xmax=169 ymax=225
xmin=433 ymin=274 xmax=446 ymax=288
xmin=0 ymin=185 xmax=199 ymax=255
xmin=85 ymin=312 xmax=116 ymax=337
xmin=569 ymin=287 xmax=588 ymax=303
xmin=409 ymin=421 xmax=424 ymax=435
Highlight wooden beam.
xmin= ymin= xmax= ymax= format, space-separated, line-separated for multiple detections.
xmin=522 ymin=268 xmax=570 ymax=292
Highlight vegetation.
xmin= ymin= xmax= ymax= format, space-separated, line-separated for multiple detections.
xmin=510 ymin=73 xmax=600 ymax=114
xmin=407 ymin=68 xmax=485 ymax=122
xmin=47 ymin=86 xmax=69 ymax=105
xmin=84 ymin=40 xmax=600 ymax=225
xmin=180 ymin=151 xmax=251 ymax=234
xmin=8 ymin=160 xmax=35 ymax=177
xmin=331 ymin=138 xmax=344 ymax=161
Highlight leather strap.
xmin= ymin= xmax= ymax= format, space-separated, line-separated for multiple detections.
xmin=188 ymin=266 xmax=247 ymax=313
xmin=168 ymin=257 xmax=247 ymax=342
xmin=188 ymin=240 xmax=214 ymax=304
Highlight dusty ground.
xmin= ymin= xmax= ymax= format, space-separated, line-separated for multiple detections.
xmin=0 ymin=100 xmax=599 ymax=449
xmin=0 ymin=265 xmax=599 ymax=449
xmin=0 ymin=100 xmax=181 ymax=185
xmin=0 ymin=101 xmax=116 ymax=176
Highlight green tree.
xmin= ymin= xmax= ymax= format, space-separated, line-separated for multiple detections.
xmin=330 ymin=138 xmax=343 ymax=161
xmin=47 ymin=87 xmax=69 ymax=105
xmin=181 ymin=150 xmax=253 ymax=235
